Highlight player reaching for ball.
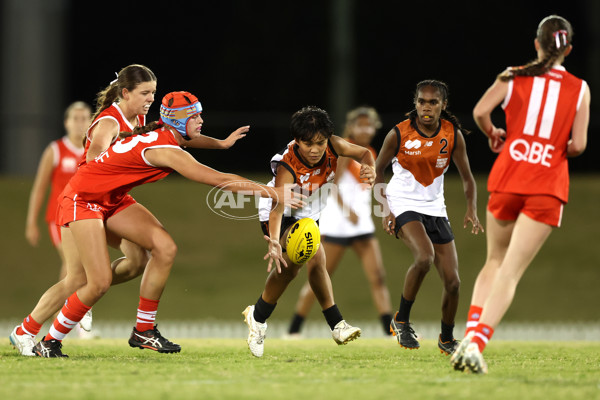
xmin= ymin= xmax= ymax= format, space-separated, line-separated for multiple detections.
xmin=285 ymin=106 xmax=393 ymax=338
xmin=242 ymin=105 xmax=376 ymax=358
xmin=21 ymin=91 xmax=303 ymax=358
xmin=11 ymin=65 xmax=158 ymax=353
xmin=374 ymin=80 xmax=483 ymax=355
xmin=451 ymin=15 xmax=590 ymax=374
xmin=10 ymin=65 xmax=248 ymax=357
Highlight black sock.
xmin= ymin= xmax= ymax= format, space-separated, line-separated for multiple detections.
xmin=396 ymin=295 xmax=414 ymax=323
xmin=380 ymin=313 xmax=393 ymax=335
xmin=440 ymin=320 xmax=454 ymax=342
xmin=322 ymin=304 xmax=343 ymax=330
xmin=288 ymin=313 xmax=305 ymax=334
xmin=253 ymin=295 xmax=276 ymax=323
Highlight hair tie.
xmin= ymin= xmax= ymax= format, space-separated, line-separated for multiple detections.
xmin=110 ymin=71 xmax=118 ymax=85
xmin=553 ymin=30 xmax=568 ymax=49
xmin=156 ymin=119 xmax=164 ymax=127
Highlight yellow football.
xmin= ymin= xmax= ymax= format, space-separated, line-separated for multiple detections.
xmin=285 ymin=218 xmax=321 ymax=265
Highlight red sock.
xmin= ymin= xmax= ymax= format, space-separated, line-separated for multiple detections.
xmin=136 ymin=296 xmax=160 ymax=332
xmin=471 ymin=323 xmax=494 ymax=352
xmin=17 ymin=314 xmax=42 ymax=337
xmin=465 ymin=305 xmax=483 ymax=336
xmin=46 ymin=292 xmax=91 ymax=341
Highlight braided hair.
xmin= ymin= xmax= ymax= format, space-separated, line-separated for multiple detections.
xmin=498 ymin=15 xmax=573 ymax=81
xmin=118 ymin=121 xmax=163 ymax=139
xmin=406 ymin=79 xmax=470 ymax=135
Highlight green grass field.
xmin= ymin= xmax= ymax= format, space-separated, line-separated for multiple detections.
xmin=2 ymin=339 xmax=599 ymax=400
xmin=1 ymin=174 xmax=599 ymax=399
xmin=1 ymin=173 xmax=598 ymax=324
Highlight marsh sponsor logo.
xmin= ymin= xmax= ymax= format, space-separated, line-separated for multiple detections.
xmin=405 ymin=139 xmax=422 ymax=149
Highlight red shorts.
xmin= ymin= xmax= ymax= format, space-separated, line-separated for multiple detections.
xmin=487 ymin=192 xmax=564 ymax=227
xmin=57 ymin=193 xmax=137 ymax=227
xmin=47 ymin=221 xmax=62 ymax=247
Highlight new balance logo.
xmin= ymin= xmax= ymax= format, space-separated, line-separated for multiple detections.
xmin=405 ymin=140 xmax=422 ymax=149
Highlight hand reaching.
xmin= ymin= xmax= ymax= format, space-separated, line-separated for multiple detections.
xmin=263 ymin=235 xmax=287 ymax=273
xmin=223 ymin=126 xmax=249 ymax=148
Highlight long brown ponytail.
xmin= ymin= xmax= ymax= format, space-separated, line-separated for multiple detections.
xmin=91 ymin=64 xmax=157 ymax=122
xmin=498 ymin=15 xmax=573 ymax=81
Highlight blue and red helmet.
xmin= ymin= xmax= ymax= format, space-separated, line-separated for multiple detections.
xmin=159 ymin=91 xmax=202 ymax=140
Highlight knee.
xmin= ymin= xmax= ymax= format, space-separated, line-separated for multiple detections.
xmin=412 ymin=253 xmax=434 ymax=273
xmin=368 ymin=269 xmax=387 ymax=288
xmin=88 ymin=276 xmax=112 ymax=299
xmin=151 ymin=234 xmax=177 ymax=264
xmin=444 ymin=277 xmax=460 ymax=296
xmin=283 ymin=264 xmax=301 ymax=280
xmin=64 ymin=273 xmax=87 ymax=292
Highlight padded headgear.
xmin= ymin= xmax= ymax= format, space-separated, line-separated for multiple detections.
xmin=159 ymin=91 xmax=202 ymax=140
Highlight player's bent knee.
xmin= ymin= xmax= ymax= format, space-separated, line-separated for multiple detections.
xmin=152 ymin=235 xmax=177 ymax=264
xmin=413 ymin=254 xmax=434 ymax=272
xmin=64 ymin=274 xmax=87 ymax=292
xmin=445 ymin=278 xmax=460 ymax=295
xmin=87 ymin=278 xmax=112 ymax=300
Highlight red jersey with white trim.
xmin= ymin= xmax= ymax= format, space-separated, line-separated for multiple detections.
xmin=490 ymin=66 xmax=586 ymax=203
xmin=258 ymin=139 xmax=339 ymax=221
xmin=67 ymin=128 xmax=180 ymax=208
xmin=80 ymin=103 xmax=146 ymax=166
xmin=45 ymin=137 xmax=84 ymax=222
xmin=385 ymin=119 xmax=455 ymax=217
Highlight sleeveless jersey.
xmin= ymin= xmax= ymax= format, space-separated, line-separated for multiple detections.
xmin=489 ymin=66 xmax=586 ymax=203
xmin=80 ymin=103 xmax=146 ymax=166
xmin=386 ymin=119 xmax=456 ymax=217
xmin=66 ymin=128 xmax=180 ymax=208
xmin=45 ymin=137 xmax=84 ymax=222
xmin=258 ymin=139 xmax=339 ymax=222
xmin=320 ymin=143 xmax=377 ymax=237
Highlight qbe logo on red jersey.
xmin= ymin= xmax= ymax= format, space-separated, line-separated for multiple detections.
xmin=509 ymin=139 xmax=554 ymax=167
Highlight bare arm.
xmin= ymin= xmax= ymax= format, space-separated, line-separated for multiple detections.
xmin=567 ymin=84 xmax=590 ymax=157
xmin=329 ymin=135 xmax=376 ymax=185
xmin=184 ymin=126 xmax=249 ymax=150
xmin=144 ymin=147 xmax=304 ymax=207
xmin=473 ymin=78 xmax=508 ymax=153
xmin=264 ymin=166 xmax=296 ymax=273
xmin=25 ymin=145 xmax=54 ymax=246
xmin=374 ymin=128 xmax=398 ymax=235
xmin=86 ymin=119 xmax=120 ymax=162
xmin=451 ymin=130 xmax=483 ymax=234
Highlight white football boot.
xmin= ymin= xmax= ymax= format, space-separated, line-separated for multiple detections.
xmin=331 ymin=320 xmax=361 ymax=345
xmin=462 ymin=342 xmax=488 ymax=374
xmin=79 ymin=309 xmax=93 ymax=332
xmin=242 ymin=305 xmax=267 ymax=357
xmin=450 ymin=330 xmax=474 ymax=371
xmin=9 ymin=326 xmax=36 ymax=356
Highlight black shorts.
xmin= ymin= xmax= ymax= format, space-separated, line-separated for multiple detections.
xmin=394 ymin=211 xmax=454 ymax=244
xmin=260 ymin=216 xmax=301 ymax=238
xmin=322 ymin=233 xmax=374 ymax=246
